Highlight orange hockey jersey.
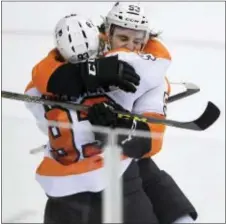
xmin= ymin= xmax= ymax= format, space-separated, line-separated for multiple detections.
xmin=25 ymin=39 xmax=172 ymax=197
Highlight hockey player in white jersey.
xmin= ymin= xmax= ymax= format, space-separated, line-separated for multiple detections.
xmin=26 ymin=3 xmax=197 ymax=223
xmin=26 ymin=14 xmax=161 ymax=223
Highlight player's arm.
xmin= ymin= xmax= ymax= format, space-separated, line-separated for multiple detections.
xmin=144 ymin=38 xmax=172 ymax=61
xmin=144 ymin=38 xmax=172 ymax=96
xmin=132 ymin=83 xmax=167 ymax=157
xmin=86 ymin=81 xmax=167 ymax=159
xmin=87 ymin=50 xmax=168 ymax=158
xmin=86 ymin=100 xmax=153 ymax=159
xmin=32 ymin=49 xmax=140 ymax=97
xmin=24 ymin=81 xmax=49 ymax=135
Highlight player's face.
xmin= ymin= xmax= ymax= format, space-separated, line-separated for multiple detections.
xmin=109 ymin=26 xmax=146 ymax=51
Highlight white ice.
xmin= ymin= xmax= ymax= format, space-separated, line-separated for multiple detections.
xmin=2 ymin=2 xmax=225 ymax=223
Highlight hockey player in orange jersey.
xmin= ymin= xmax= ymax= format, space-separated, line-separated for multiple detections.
xmin=26 ymin=2 xmax=197 ymax=223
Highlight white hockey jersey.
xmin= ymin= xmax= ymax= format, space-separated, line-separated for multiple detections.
xmin=25 ymin=49 xmax=170 ymax=197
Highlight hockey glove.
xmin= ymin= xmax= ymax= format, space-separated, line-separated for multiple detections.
xmin=80 ymin=56 xmax=140 ymax=93
xmin=87 ymin=102 xmax=151 ymax=158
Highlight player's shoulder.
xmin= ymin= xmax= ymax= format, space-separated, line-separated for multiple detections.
xmin=32 ymin=48 xmax=66 ymax=94
xmin=105 ymin=48 xmax=151 ymax=63
xmin=143 ymin=38 xmax=172 ymax=61
xmin=24 ymin=80 xmax=53 ymax=97
xmin=105 ymin=47 xmax=169 ymax=80
xmin=104 ymin=48 xmax=132 ymax=56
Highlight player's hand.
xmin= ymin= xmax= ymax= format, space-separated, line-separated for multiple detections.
xmin=81 ymin=56 xmax=140 ymax=93
xmin=96 ymin=56 xmax=140 ymax=93
xmin=87 ymin=101 xmax=123 ymax=127
xmin=87 ymin=101 xmax=150 ymax=158
xmin=115 ymin=59 xmax=141 ymax=93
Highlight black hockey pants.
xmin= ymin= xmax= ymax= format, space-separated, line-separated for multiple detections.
xmin=138 ymin=158 xmax=198 ymax=224
xmin=44 ymin=160 xmax=159 ymax=223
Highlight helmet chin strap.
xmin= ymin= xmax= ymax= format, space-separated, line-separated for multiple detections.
xmin=101 ymin=31 xmax=112 ymax=53
xmin=97 ymin=34 xmax=110 ymax=57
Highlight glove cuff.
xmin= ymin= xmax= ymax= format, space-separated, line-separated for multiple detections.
xmin=80 ymin=60 xmax=100 ymax=92
xmin=95 ymin=55 xmax=119 ymax=85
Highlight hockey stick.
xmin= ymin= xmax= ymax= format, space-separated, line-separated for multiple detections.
xmin=2 ymin=90 xmax=220 ymax=131
xmin=30 ymin=144 xmax=46 ymax=154
xmin=28 ymin=82 xmax=201 ymax=154
xmin=29 ymin=82 xmax=200 ymax=155
xmin=168 ymin=82 xmax=200 ymax=103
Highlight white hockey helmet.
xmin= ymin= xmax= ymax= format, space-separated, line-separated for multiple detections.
xmin=105 ymin=2 xmax=150 ymax=44
xmin=54 ymin=14 xmax=99 ymax=63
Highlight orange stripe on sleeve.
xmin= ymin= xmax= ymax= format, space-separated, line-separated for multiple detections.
xmin=36 ymin=156 xmax=104 ymax=176
xmin=142 ymin=112 xmax=166 ymax=157
xmin=144 ymin=39 xmax=172 ymax=60
xmin=32 ymin=49 xmax=66 ymax=94
xmin=36 ymin=154 xmax=128 ymax=176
